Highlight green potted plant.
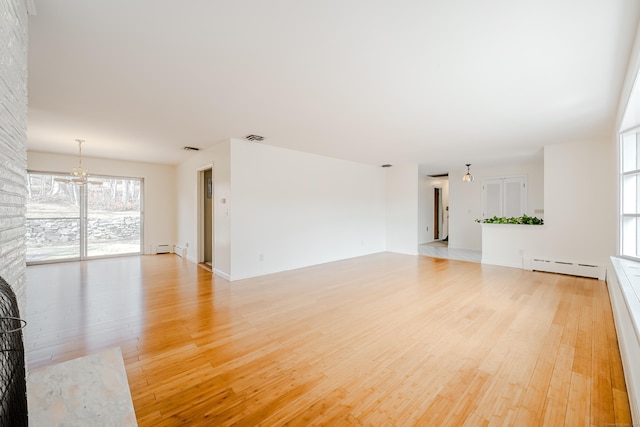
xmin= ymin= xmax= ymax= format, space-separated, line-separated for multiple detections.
xmin=475 ymin=214 xmax=543 ymax=225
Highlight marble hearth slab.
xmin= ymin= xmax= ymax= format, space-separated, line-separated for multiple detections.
xmin=27 ymin=347 xmax=137 ymax=426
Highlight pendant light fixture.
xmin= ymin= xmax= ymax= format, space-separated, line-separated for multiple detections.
xmin=463 ymin=163 xmax=474 ymax=182
xmin=70 ymin=139 xmax=89 ymax=185
xmin=55 ymin=139 xmax=101 ymax=185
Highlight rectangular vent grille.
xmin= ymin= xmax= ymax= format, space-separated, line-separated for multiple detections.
xmin=156 ymin=244 xmax=170 ymax=254
xmin=530 ymin=258 xmax=605 ymax=280
xmin=173 ymin=245 xmax=187 ymax=258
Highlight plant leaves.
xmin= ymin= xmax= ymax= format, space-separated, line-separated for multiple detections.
xmin=475 ymin=215 xmax=543 ymax=225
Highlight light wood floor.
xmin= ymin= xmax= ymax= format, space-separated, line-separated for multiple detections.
xmin=25 ymin=253 xmax=631 ymax=426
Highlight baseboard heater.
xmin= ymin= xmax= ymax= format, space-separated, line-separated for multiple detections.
xmin=173 ymin=244 xmax=187 ymax=258
xmin=528 ymin=258 xmax=605 ymax=280
xmin=155 ymin=244 xmax=171 ymax=254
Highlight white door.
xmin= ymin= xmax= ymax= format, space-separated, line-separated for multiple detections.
xmin=503 ymin=177 xmax=526 ymax=217
xmin=482 ymin=176 xmax=526 ymax=219
xmin=482 ymin=179 xmax=503 ymax=219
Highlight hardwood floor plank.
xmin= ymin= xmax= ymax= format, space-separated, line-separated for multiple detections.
xmin=564 ymin=372 xmax=591 ymax=426
xmin=590 ymin=282 xmax=616 ymax=427
xmin=24 ymin=253 xmax=632 ymax=426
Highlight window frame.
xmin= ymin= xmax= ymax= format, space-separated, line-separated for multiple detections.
xmin=26 ymin=170 xmax=145 ymax=265
xmin=619 ymin=128 xmax=640 ymax=261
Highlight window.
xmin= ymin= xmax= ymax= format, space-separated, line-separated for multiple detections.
xmin=621 ymin=131 xmax=640 ymax=258
xmin=481 ymin=176 xmax=527 ymax=219
xmin=26 ymin=172 xmax=143 ymax=263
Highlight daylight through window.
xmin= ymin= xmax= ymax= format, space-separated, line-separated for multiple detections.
xmin=26 ymin=172 xmax=143 ymax=263
xmin=621 ymin=131 xmax=640 ymax=258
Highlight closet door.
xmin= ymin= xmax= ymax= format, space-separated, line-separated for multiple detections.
xmin=482 ymin=176 xmax=527 ymax=219
xmin=503 ymin=177 xmax=526 ymax=217
xmin=482 ymin=178 xmax=503 ymax=219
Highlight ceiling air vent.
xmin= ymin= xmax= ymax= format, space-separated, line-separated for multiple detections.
xmin=245 ymin=134 xmax=264 ymax=142
xmin=183 ymin=146 xmax=200 ymax=151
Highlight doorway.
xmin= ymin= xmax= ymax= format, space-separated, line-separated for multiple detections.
xmin=434 ymin=187 xmax=442 ymax=240
xmin=203 ymin=169 xmax=213 ymax=266
xmin=197 ymin=166 xmax=214 ymax=269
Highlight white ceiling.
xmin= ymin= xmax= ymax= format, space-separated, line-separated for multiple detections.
xmin=26 ymin=1 xmax=640 ymax=174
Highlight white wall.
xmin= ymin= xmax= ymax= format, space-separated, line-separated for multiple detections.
xmin=448 ymin=158 xmax=544 ymax=250
xmin=418 ymin=176 xmax=449 ymax=244
xmin=448 ymin=168 xmax=482 ymax=250
xmin=175 ymin=140 xmax=231 ymax=277
xmin=385 ymin=164 xmax=419 ymax=255
xmin=481 ymin=224 xmax=543 ymax=268
xmin=480 ymin=139 xmax=616 ymax=269
xmin=442 ymin=180 xmax=450 ymax=239
xmin=619 ymin=20 xmax=640 ymax=133
xmin=418 ymin=177 xmax=430 ymax=245
xmin=0 ymin=0 xmax=28 ymax=313
xmin=27 ymin=152 xmax=177 ymax=255
xmin=542 ymin=140 xmax=616 ymax=264
xmin=229 ymin=139 xmax=386 ymax=280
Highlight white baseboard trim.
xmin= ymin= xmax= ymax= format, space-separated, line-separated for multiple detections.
xmin=213 ymin=269 xmax=231 ymax=281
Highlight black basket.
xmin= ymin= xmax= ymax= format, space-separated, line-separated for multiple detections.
xmin=0 ymin=277 xmax=27 ymax=427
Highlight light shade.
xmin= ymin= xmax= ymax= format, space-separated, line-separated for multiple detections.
xmin=463 ymin=163 xmax=474 ymax=182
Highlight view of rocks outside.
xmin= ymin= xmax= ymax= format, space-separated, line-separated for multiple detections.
xmin=26 ymin=173 xmax=142 ymax=262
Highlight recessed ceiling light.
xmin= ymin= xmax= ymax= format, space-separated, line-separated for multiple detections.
xmin=245 ymin=134 xmax=264 ymax=142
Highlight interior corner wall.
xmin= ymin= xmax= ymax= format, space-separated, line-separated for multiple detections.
xmin=175 ymin=140 xmax=231 ymax=277
xmin=27 ymin=152 xmax=178 ymax=256
xmin=448 ymin=166 xmax=482 ymax=250
xmin=385 ymin=164 xmax=419 ymax=255
xmin=542 ymin=140 xmax=616 ymax=265
xmin=0 ymin=0 xmax=28 ymax=313
xmin=229 ymin=139 xmax=386 ymax=280
xmin=617 ymin=9 xmax=640 ymax=133
xmin=418 ymin=176 xmax=430 ymax=245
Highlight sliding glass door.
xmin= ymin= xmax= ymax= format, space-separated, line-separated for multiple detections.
xmin=26 ymin=172 xmax=143 ymax=263
xmin=26 ymin=173 xmax=82 ymax=262
xmin=86 ymin=177 xmax=142 ymax=257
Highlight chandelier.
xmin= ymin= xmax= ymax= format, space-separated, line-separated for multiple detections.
xmin=55 ymin=139 xmax=100 ymax=185
xmin=70 ymin=139 xmax=89 ymax=184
